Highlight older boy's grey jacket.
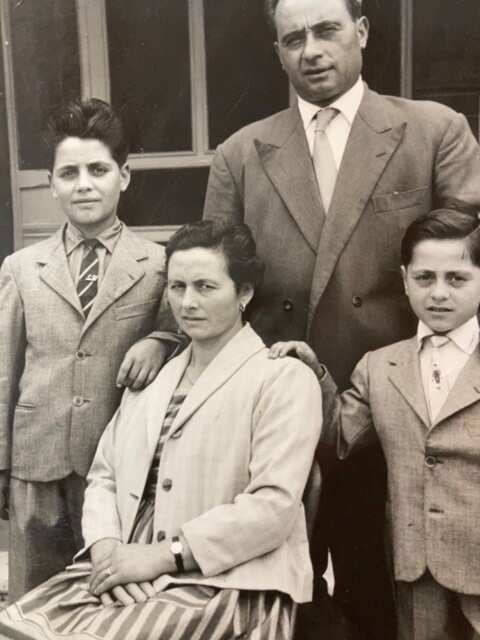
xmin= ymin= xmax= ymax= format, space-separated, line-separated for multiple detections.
xmin=0 ymin=224 xmax=173 ymax=481
xmin=321 ymin=336 xmax=480 ymax=594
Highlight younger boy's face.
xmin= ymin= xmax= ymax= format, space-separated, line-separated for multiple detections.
xmin=402 ymin=238 xmax=480 ymax=334
xmin=49 ymin=137 xmax=130 ymax=237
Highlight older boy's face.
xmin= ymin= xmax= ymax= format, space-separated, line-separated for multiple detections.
xmin=402 ymin=239 xmax=480 ymax=334
xmin=49 ymin=137 xmax=130 ymax=238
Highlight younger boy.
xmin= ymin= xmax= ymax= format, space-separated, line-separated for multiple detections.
xmin=271 ymin=209 xmax=480 ymax=639
xmin=0 ymin=99 xmax=178 ymax=599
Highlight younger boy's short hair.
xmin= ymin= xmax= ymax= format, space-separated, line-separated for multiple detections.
xmin=44 ymin=98 xmax=129 ymax=168
xmin=401 ymin=207 xmax=480 ymax=268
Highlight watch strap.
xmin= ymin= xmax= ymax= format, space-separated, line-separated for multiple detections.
xmin=171 ymin=535 xmax=185 ymax=573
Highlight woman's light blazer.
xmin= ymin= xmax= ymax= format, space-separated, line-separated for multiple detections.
xmin=80 ymin=323 xmax=322 ymax=603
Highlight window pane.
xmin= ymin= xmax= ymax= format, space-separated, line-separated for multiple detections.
xmin=0 ymin=12 xmax=13 ymax=263
xmin=117 ymin=168 xmax=209 ymax=227
xmin=9 ymin=0 xmax=81 ymax=170
xmin=363 ymin=0 xmax=401 ymax=96
xmin=413 ymin=0 xmax=480 ymax=94
xmin=106 ymin=0 xmax=192 ymax=153
xmin=204 ymin=0 xmax=289 ymax=149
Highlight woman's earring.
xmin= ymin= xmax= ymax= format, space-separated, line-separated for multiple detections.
xmin=240 ymin=303 xmax=245 ymax=313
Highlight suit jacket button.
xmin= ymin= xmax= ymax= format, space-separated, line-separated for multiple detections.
xmin=72 ymin=396 xmax=84 ymax=407
xmin=76 ymin=350 xmax=85 ymax=360
xmin=283 ymin=299 xmax=294 ymax=311
xmin=162 ymin=478 xmax=173 ymax=491
xmin=425 ymin=455 xmax=437 ymax=468
xmin=352 ymin=296 xmax=362 ymax=308
xmin=157 ymin=530 xmax=166 ymax=542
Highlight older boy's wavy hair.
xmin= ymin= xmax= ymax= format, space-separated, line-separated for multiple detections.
xmin=401 ymin=204 xmax=480 ymax=268
xmin=44 ymin=98 xmax=129 ymax=169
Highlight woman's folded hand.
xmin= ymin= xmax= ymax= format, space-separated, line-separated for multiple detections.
xmin=89 ymin=543 xmax=174 ymax=597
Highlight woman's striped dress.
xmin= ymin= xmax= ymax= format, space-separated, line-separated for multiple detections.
xmin=0 ymin=391 xmax=294 ymax=639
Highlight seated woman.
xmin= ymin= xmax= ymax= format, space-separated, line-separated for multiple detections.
xmin=0 ymin=220 xmax=322 ymax=639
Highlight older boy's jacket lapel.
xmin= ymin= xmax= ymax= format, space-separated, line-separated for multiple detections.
xmin=145 ymin=324 xmax=265 ymax=452
xmin=37 ymin=228 xmax=83 ymax=316
xmin=387 ymin=338 xmax=430 ymax=428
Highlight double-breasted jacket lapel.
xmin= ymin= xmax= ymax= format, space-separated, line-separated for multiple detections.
xmin=255 ymin=105 xmax=325 ymax=253
xmin=37 ymin=227 xmax=83 ymax=316
xmin=387 ymin=338 xmax=430 ymax=428
xmin=82 ymin=226 xmax=149 ymax=334
xmin=309 ymin=88 xmax=407 ymax=315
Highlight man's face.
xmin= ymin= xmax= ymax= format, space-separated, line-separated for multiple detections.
xmin=274 ymin=0 xmax=368 ymax=106
xmin=402 ymin=239 xmax=480 ymax=334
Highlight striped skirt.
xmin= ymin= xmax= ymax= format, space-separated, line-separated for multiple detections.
xmin=0 ymin=564 xmax=294 ymax=639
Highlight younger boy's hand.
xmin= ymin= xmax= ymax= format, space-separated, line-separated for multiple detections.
xmin=116 ymin=339 xmax=167 ymax=390
xmin=269 ymin=341 xmax=325 ymax=378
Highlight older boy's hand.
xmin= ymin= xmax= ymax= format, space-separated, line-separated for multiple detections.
xmin=116 ymin=339 xmax=168 ymax=390
xmin=268 ymin=340 xmax=325 ymax=379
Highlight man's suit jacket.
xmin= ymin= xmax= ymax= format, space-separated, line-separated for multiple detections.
xmin=320 ymin=337 xmax=480 ymax=595
xmin=0 ymin=224 xmax=174 ymax=481
xmin=204 ymin=86 xmax=480 ymax=389
xmin=80 ymin=324 xmax=322 ymax=603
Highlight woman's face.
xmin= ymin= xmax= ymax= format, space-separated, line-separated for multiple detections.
xmin=167 ymin=247 xmax=253 ymax=348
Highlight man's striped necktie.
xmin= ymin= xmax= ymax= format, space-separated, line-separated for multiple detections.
xmin=77 ymin=239 xmax=100 ymax=318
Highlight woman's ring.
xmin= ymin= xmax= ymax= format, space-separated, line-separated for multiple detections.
xmin=106 ymin=567 xmax=112 ymax=578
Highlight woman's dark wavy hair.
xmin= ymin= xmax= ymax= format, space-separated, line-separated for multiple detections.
xmin=264 ymin=0 xmax=363 ymax=34
xmin=44 ymin=98 xmax=129 ymax=168
xmin=401 ymin=206 xmax=480 ymax=268
xmin=165 ymin=220 xmax=265 ymax=291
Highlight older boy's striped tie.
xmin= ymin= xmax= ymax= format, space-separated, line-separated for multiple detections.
xmin=77 ymin=239 xmax=100 ymax=318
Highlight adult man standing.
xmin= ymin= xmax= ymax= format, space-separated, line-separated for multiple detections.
xmin=203 ymin=0 xmax=480 ymax=637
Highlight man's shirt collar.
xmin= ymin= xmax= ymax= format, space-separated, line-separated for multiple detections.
xmin=297 ymin=75 xmax=364 ymax=130
xmin=417 ymin=316 xmax=480 ymax=354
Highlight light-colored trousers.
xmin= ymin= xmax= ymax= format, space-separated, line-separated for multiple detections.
xmin=397 ymin=571 xmax=480 ymax=640
xmin=8 ymin=473 xmax=85 ymax=602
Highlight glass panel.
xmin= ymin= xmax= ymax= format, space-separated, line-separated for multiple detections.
xmin=413 ymin=0 xmax=480 ymax=94
xmin=9 ymin=0 xmax=81 ymax=170
xmin=117 ymin=168 xmax=209 ymax=227
xmin=363 ymin=0 xmax=401 ymax=96
xmin=204 ymin=0 xmax=289 ymax=149
xmin=106 ymin=0 xmax=192 ymax=154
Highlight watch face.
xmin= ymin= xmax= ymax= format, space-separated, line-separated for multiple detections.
xmin=171 ymin=541 xmax=183 ymax=554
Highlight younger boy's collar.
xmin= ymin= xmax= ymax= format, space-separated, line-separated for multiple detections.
xmin=64 ymin=217 xmax=123 ymax=256
xmin=417 ymin=316 xmax=480 ymax=354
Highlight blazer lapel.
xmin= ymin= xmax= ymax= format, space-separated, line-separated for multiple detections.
xmin=434 ymin=349 xmax=480 ymax=425
xmin=387 ymin=339 xmax=430 ymax=428
xmin=168 ymin=324 xmax=265 ymax=438
xmin=82 ymin=227 xmax=148 ymax=333
xmin=309 ymin=88 xmax=407 ymax=315
xmin=37 ymin=227 xmax=84 ymax=316
xmin=255 ymin=106 xmax=325 ymax=252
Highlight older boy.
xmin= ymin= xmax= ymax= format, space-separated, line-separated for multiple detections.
xmin=0 ymin=99 xmax=178 ymax=599
xmin=272 ymin=209 xmax=480 ymax=638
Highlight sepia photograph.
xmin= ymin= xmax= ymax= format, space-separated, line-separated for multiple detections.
xmin=0 ymin=1 xmax=480 ymax=638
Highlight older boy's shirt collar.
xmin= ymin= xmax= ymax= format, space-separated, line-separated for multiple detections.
xmin=64 ymin=217 xmax=123 ymax=256
xmin=417 ymin=316 xmax=480 ymax=354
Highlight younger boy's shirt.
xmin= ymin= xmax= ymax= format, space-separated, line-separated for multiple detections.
xmin=417 ymin=316 xmax=479 ymax=422
xmin=64 ymin=217 xmax=123 ymax=288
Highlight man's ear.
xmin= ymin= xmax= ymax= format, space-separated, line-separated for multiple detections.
xmin=357 ymin=16 xmax=369 ymax=50
xmin=48 ymin=171 xmax=58 ymax=199
xmin=401 ymin=265 xmax=409 ymax=295
xmin=119 ymin=163 xmax=131 ymax=192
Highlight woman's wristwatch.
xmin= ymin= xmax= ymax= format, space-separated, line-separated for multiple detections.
xmin=169 ymin=535 xmax=185 ymax=573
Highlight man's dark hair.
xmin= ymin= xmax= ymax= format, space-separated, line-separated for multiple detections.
xmin=166 ymin=220 xmax=265 ymax=291
xmin=401 ymin=208 xmax=480 ymax=268
xmin=264 ymin=0 xmax=363 ymax=35
xmin=44 ymin=98 xmax=129 ymax=168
